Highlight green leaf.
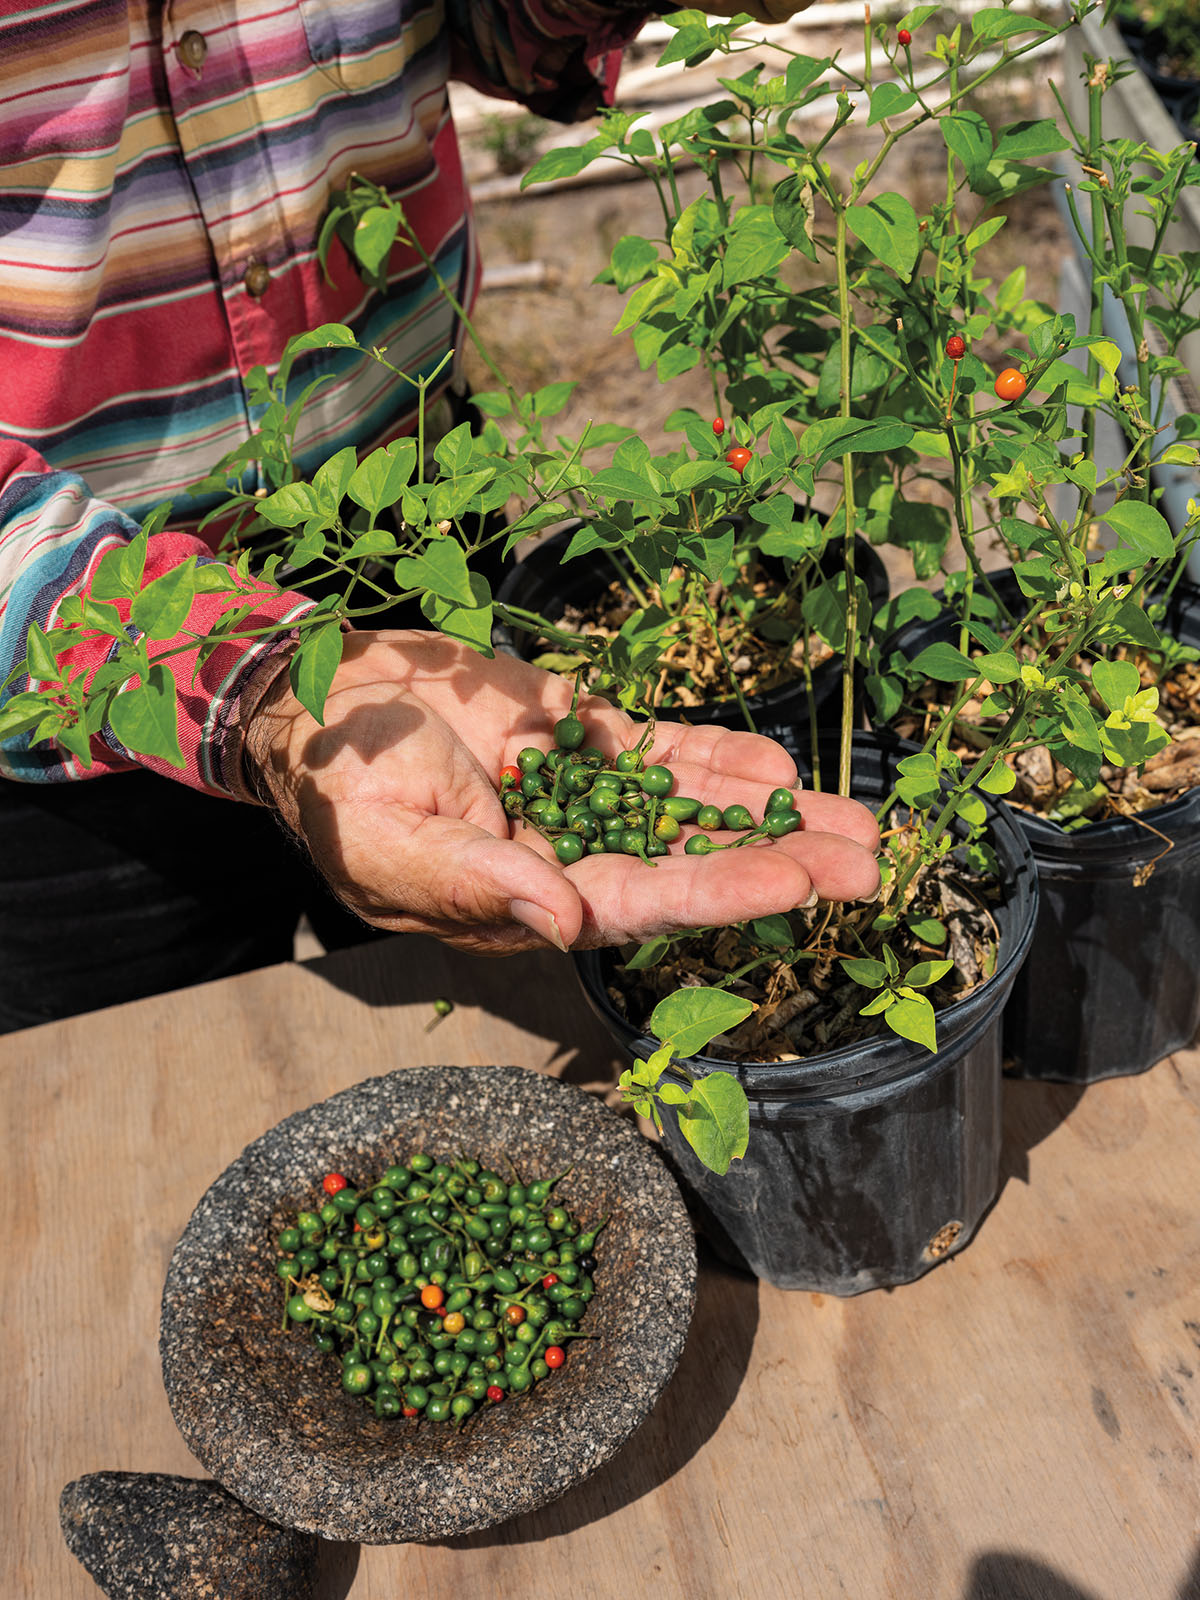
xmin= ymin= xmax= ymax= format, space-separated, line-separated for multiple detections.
xmin=280 ymin=322 xmax=359 ymax=356
xmin=840 ymin=956 xmax=888 ymax=989
xmin=348 ymin=441 xmax=417 ymax=514
xmin=625 ymin=937 xmax=671 ymax=971
xmin=1110 ymin=600 xmax=1162 ymax=651
xmin=972 ymin=7 xmax=1055 ymax=38
xmin=940 ymin=111 xmax=993 ymax=185
xmin=973 ymin=650 xmax=1020 ymax=684
xmin=964 ymin=215 xmax=1007 ymax=254
xmin=958 ymin=791 xmax=987 ymax=828
xmin=193 ymin=565 xmax=242 ymax=595
xmin=1102 ymin=501 xmax=1175 ymax=562
xmin=258 ymin=482 xmax=320 ymax=528
xmin=394 ymin=540 xmax=476 ymax=605
xmin=532 ymin=381 xmax=577 ymax=417
xmin=772 ymin=174 xmax=817 ymax=261
xmin=905 ymin=959 xmax=953 ymax=988
xmin=140 ymin=500 xmax=174 ymax=540
xmin=1091 ymin=657 xmax=1142 ymax=711
xmin=885 ymin=992 xmax=938 ymax=1051
xmin=129 ymin=560 xmax=197 ymax=641
xmin=586 ymin=468 xmax=668 ymax=505
xmin=992 ymin=119 xmax=1069 ymax=160
xmin=345 ymin=527 xmax=398 ymax=560
xmin=751 ymin=914 xmax=794 ymax=950
xmin=1101 ymin=714 xmax=1169 ymax=768
xmin=523 ymin=137 xmax=609 ymax=189
xmin=885 ymin=499 xmax=952 ymax=580
xmin=649 ymin=985 xmax=755 ymax=1059
xmin=846 ymin=192 xmax=921 ymax=281
xmin=91 ymin=530 xmax=148 ymax=600
xmin=802 ymin=416 xmax=915 ymax=468
xmin=678 ymin=520 xmax=735 ymax=583
xmin=24 ymin=621 xmax=60 ymax=682
xmin=895 ymin=750 xmax=941 ymax=807
xmin=420 ymin=573 xmax=494 ymax=654
xmin=909 ymin=641 xmax=973 ymax=683
xmin=869 ymin=81 xmax=918 ymax=125
xmin=867 ymin=671 xmax=903 ymax=722
xmin=612 ymin=272 xmax=674 ymax=336
xmin=608 ymin=235 xmax=660 ymax=291
xmin=784 ymin=53 xmax=833 ymax=94
xmin=108 ymin=663 xmax=184 ymax=767
xmin=427 ymin=470 xmax=495 ymax=523
xmin=675 ymin=1072 xmax=750 ymax=1176
xmin=55 ymin=712 xmax=95 ymax=770
xmin=978 ymin=759 xmax=1017 ymax=795
xmin=288 ymin=618 xmax=344 ymax=726
xmin=312 ymin=445 xmax=358 ymax=513
xmin=0 ymin=689 xmax=61 ymax=738
xmin=720 ymin=206 xmax=790 ymax=290
xmin=906 ymin=915 xmax=947 ymax=945
xmin=859 ymin=991 xmax=895 ymax=1016
xmin=1158 ymin=442 xmax=1200 ymax=467
xmin=353 ymin=206 xmax=399 ymax=276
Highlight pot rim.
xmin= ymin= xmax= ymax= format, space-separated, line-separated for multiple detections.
xmin=576 ymin=731 xmax=1040 ymax=1099
xmin=492 ymin=523 xmax=889 ymax=721
xmin=877 ymin=571 xmax=1200 ymax=858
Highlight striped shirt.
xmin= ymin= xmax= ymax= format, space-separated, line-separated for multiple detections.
xmin=0 ymin=0 xmax=644 ymax=794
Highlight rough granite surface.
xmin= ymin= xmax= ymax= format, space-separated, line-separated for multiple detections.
xmin=161 ymin=1064 xmax=697 ymax=1544
xmin=59 ymin=1472 xmax=317 ymax=1599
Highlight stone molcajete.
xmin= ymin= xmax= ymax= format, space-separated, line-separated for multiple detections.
xmin=59 ymin=1472 xmax=318 ymax=1600
xmin=160 ymin=1064 xmax=697 ymax=1543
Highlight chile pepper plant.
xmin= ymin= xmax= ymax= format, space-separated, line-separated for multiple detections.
xmin=1 ymin=0 xmax=1198 ymax=1177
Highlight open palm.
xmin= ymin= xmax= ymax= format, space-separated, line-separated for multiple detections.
xmin=246 ymin=631 xmax=881 ymax=954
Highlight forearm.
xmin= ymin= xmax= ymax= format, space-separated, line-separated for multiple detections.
xmin=0 ymin=439 xmax=314 ymax=794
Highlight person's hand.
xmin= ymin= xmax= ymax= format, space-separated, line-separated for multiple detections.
xmin=244 ymin=630 xmax=880 ymax=955
xmin=697 ymin=0 xmax=813 ymax=24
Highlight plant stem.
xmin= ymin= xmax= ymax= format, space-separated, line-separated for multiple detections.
xmin=697 ymin=587 xmax=757 ymax=733
xmin=833 ymin=200 xmax=858 ymax=799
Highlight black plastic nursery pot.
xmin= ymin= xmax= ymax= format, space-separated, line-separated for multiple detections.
xmin=492 ymin=524 xmax=888 ymax=761
xmin=575 ymin=733 xmax=1040 ymax=1295
xmin=880 ymin=576 xmax=1200 ymax=1084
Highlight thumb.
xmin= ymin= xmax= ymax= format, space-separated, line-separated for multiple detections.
xmin=334 ymin=808 xmax=586 ymax=953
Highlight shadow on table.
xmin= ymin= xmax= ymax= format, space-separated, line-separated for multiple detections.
xmin=312 ymin=1537 xmax=360 ymax=1599
xmin=302 ymin=936 xmax=621 ymax=1067
xmin=962 ymin=1553 xmax=1103 ymax=1599
xmin=995 ymin=1077 xmax=1088 ymax=1192
xmin=963 ymin=1544 xmax=1200 ymax=1600
xmin=439 ymin=1241 xmax=759 ymax=1550
xmin=1178 ymin=1544 xmax=1200 ymax=1600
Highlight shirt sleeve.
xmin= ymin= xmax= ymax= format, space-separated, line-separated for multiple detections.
xmin=0 ymin=439 xmax=313 ymax=798
xmin=446 ymin=0 xmax=655 ymax=121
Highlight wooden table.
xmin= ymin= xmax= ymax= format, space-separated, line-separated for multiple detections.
xmin=6 ymin=936 xmax=1200 ymax=1600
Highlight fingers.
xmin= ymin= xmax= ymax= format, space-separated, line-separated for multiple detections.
xmin=772 ymin=788 xmax=881 ymax=854
xmin=326 ymin=808 xmax=587 ymax=954
xmin=646 ymin=720 xmax=799 ymax=789
xmin=559 ymin=829 xmax=879 ymax=949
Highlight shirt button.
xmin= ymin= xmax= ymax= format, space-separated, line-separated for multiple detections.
xmin=243 ymin=260 xmax=271 ymax=299
xmin=178 ymin=30 xmax=207 ymax=71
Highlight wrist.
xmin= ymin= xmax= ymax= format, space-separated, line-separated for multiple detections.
xmin=241 ymin=653 xmax=303 ymax=818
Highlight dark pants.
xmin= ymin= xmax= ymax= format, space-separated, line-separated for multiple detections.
xmin=0 ymin=772 xmax=379 ymax=1035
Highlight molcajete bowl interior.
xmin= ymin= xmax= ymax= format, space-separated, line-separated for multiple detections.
xmin=160 ymin=1064 xmax=697 ymax=1544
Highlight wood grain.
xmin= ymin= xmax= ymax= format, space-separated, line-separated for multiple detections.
xmin=4 ymin=936 xmax=1199 ymax=1600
